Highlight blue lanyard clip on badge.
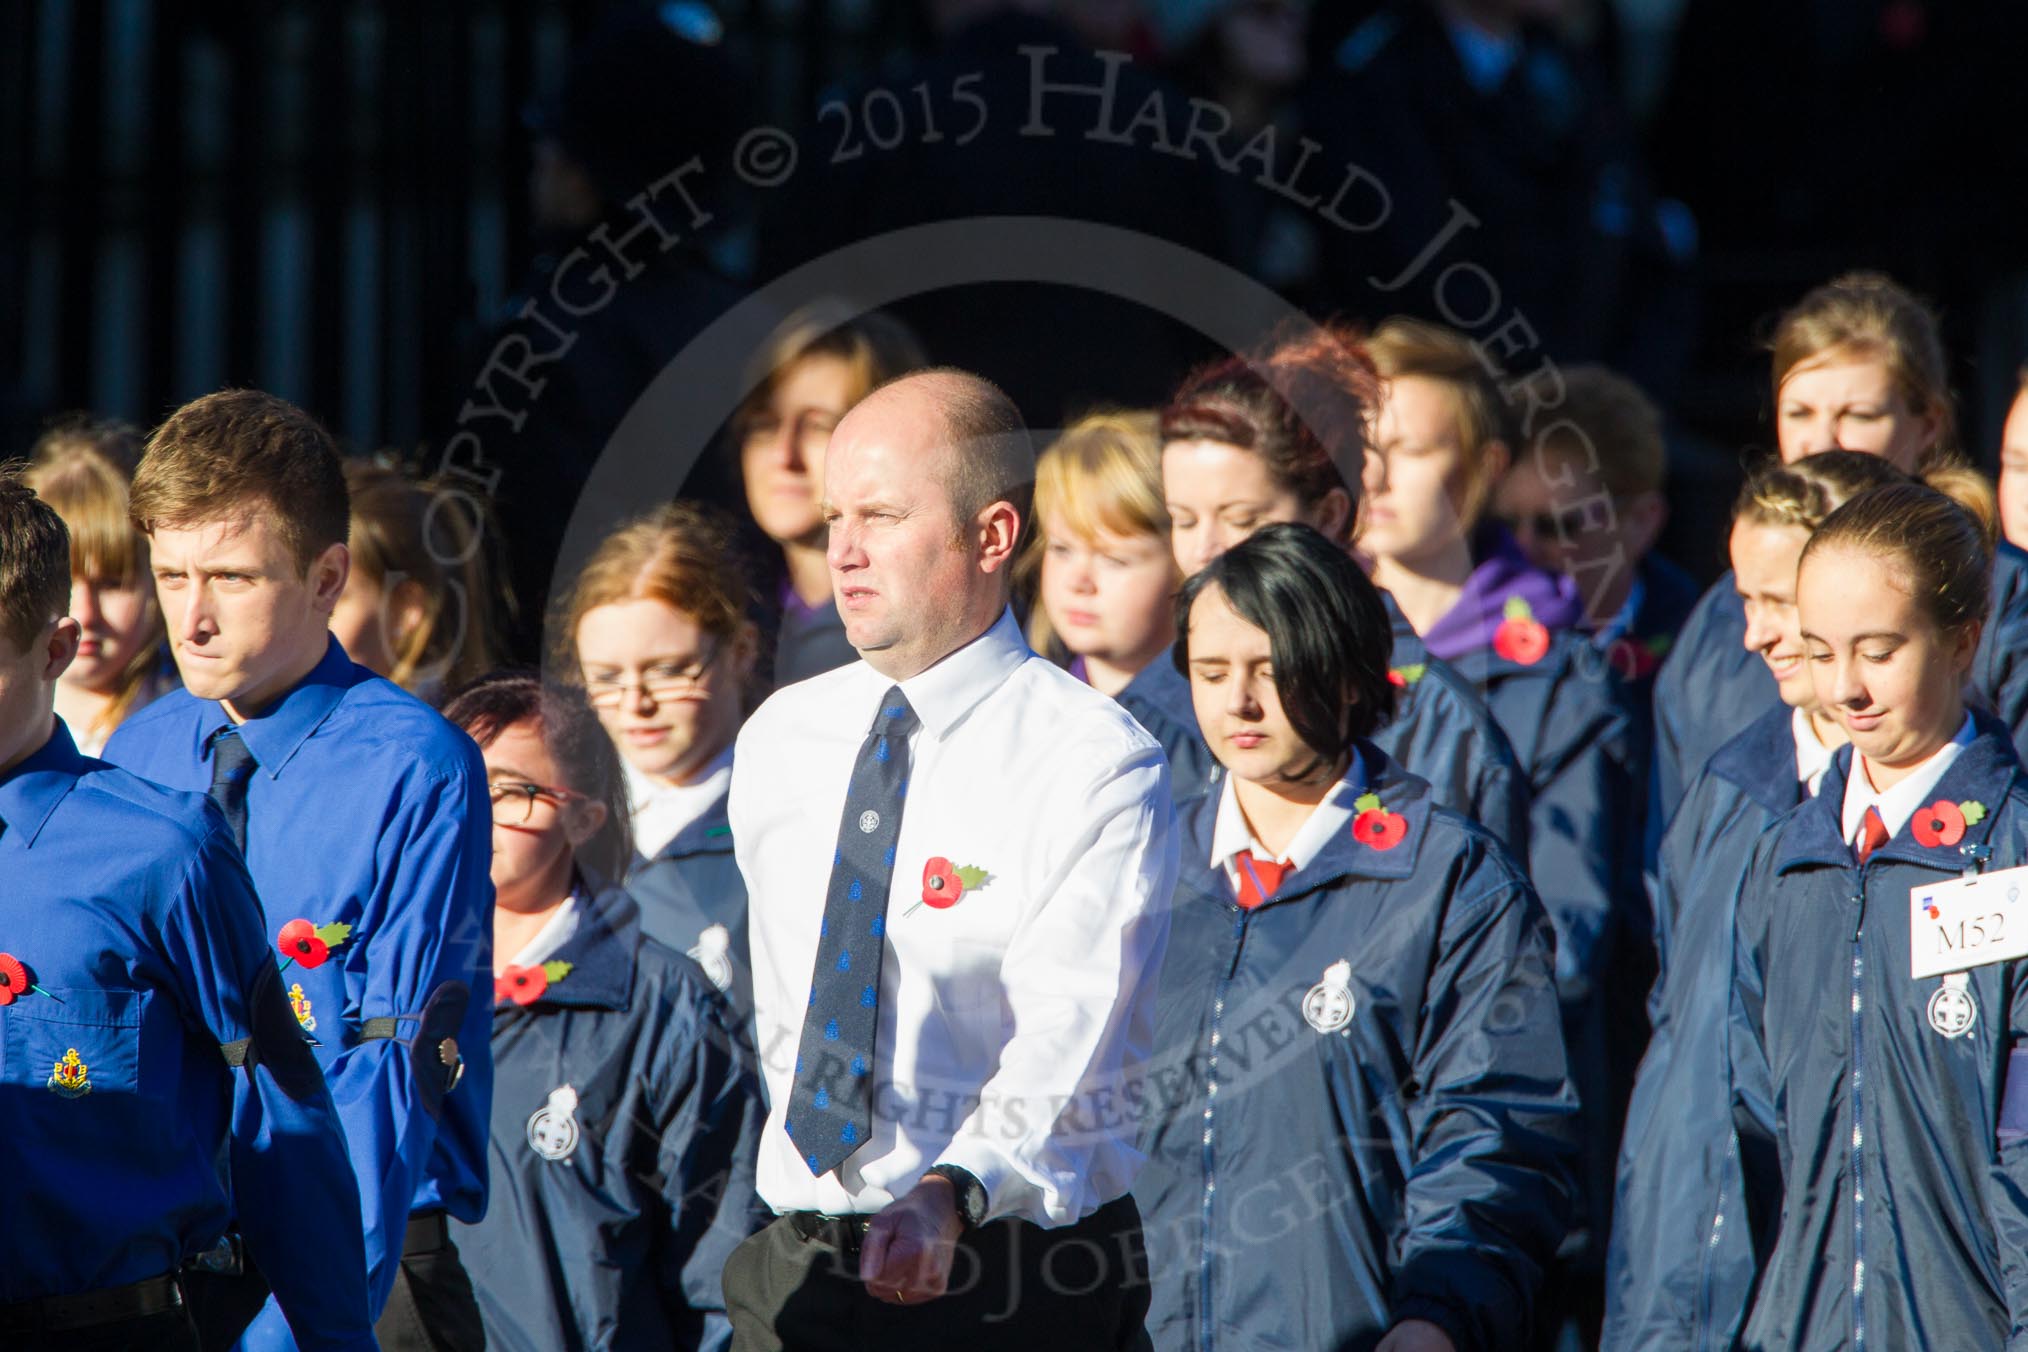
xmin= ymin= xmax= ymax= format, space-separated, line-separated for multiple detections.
xmin=1959 ymin=842 xmax=1992 ymax=877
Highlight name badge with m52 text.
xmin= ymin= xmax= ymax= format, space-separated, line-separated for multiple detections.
xmin=1911 ymin=865 xmax=2028 ymax=979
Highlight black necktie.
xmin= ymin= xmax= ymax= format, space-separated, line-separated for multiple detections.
xmin=208 ymin=726 xmax=258 ymax=852
xmin=787 ymin=688 xmax=918 ymax=1177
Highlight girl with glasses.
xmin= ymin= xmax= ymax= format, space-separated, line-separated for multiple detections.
xmin=446 ymin=671 xmax=765 ymax=1352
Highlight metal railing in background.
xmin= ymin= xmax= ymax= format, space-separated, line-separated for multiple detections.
xmin=0 ymin=0 xmax=924 ymax=459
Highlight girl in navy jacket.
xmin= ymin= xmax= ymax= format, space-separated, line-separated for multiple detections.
xmin=1602 ymin=453 xmax=1916 ymax=1349
xmin=1157 ymin=324 xmax=1531 ymax=858
xmin=1728 ymin=481 xmax=2028 ymax=1349
xmin=1135 ymin=523 xmax=1578 ymax=1352
xmin=445 ymin=673 xmax=765 ymax=1352
xmin=561 ymin=504 xmax=762 ymax=1029
xmin=1363 ymin=318 xmax=1643 ymax=1294
xmin=1651 ymin=272 xmax=2028 ymax=839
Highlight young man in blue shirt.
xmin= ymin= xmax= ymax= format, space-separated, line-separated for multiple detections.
xmin=0 ymin=469 xmax=372 ymax=1350
xmin=101 ymin=391 xmax=496 ymax=1351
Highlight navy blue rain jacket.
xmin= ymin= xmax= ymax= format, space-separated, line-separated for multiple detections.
xmin=455 ymin=886 xmax=767 ymax=1352
xmin=1729 ymin=714 xmax=2028 ymax=1351
xmin=1651 ymin=543 xmax=2028 ymax=851
xmin=1134 ymin=748 xmax=1579 ymax=1352
xmin=1117 ymin=655 xmax=1222 ymax=805
xmin=626 ymin=786 xmax=752 ymax=1032
xmin=1432 ymin=615 xmax=1644 ymax=1256
xmin=1604 ymin=704 xmax=1800 ymax=1351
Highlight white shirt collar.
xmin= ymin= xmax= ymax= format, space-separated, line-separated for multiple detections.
xmin=1210 ymin=749 xmax=1366 ymax=895
xmin=1840 ymin=713 xmax=1977 ymax=847
xmin=894 ymin=608 xmax=1028 ymax=737
xmin=625 ymin=746 xmax=733 ymax=858
xmin=505 ymin=891 xmax=581 ymax=970
xmin=1792 ymin=707 xmax=1837 ymax=799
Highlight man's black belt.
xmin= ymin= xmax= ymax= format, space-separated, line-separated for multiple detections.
xmin=406 ymin=1210 xmax=450 ymax=1256
xmin=785 ymin=1211 xmax=875 ymax=1254
xmin=0 ymin=1272 xmax=183 ymax=1332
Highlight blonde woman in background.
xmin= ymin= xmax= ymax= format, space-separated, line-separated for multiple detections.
xmin=1023 ymin=410 xmax=1206 ymax=799
xmin=25 ymin=416 xmax=177 ymax=753
xmin=330 ymin=459 xmax=503 ymax=704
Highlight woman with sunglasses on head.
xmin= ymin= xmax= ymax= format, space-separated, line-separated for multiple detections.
xmin=1651 ymin=272 xmax=2028 ymax=838
xmin=1726 ymin=480 xmax=2028 ymax=1350
xmin=1133 ymin=522 xmax=1577 ymax=1352
xmin=562 ymin=503 xmax=762 ymax=1025
xmin=447 ymin=671 xmax=765 ymax=1352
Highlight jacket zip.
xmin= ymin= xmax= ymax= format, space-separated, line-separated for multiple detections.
xmin=1849 ymin=873 xmax=1869 ymax=1352
xmin=1693 ymin=1131 xmax=1739 ymax=1352
xmin=1198 ymin=905 xmax=1252 ymax=1352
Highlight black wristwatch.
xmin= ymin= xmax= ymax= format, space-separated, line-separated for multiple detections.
xmin=925 ymin=1163 xmax=988 ymax=1229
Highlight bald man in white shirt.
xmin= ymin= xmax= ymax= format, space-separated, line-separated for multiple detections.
xmin=723 ymin=369 xmax=1179 ymax=1350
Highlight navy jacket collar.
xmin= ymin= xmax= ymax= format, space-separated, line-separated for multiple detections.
xmin=1191 ymin=741 xmax=1436 ymax=904
xmin=648 ymin=789 xmax=734 ymax=865
xmin=202 ymin=636 xmax=363 ymax=779
xmin=1777 ymin=709 xmax=2020 ymax=876
xmin=1707 ymin=703 xmax=1804 ymax=818
xmin=516 ymin=886 xmax=642 ymax=1012
xmin=0 ymin=719 xmax=88 ymax=848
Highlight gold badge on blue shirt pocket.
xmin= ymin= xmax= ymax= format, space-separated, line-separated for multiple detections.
xmin=1303 ymin=960 xmax=1356 ymax=1035
xmin=46 ymin=1048 xmax=91 ymax=1097
xmin=289 ymin=982 xmax=317 ymax=1033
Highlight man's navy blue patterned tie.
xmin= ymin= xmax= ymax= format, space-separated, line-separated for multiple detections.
xmin=207 ymin=726 xmax=257 ymax=852
xmin=787 ymin=687 xmax=917 ymax=1177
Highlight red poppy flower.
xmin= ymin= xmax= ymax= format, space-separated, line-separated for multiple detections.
xmin=921 ymin=858 xmax=965 ymax=909
xmin=1493 ymin=616 xmax=1551 ymax=666
xmin=1350 ymin=793 xmax=1407 ymax=851
xmin=1387 ymin=669 xmax=1406 ymax=688
xmin=277 ymin=919 xmax=330 ymax=969
xmin=1607 ymin=637 xmax=1664 ymax=682
xmin=0 ymin=953 xmax=26 ymax=1007
xmin=1912 ymin=799 xmax=1967 ymax=849
xmin=497 ymin=965 xmax=548 ymax=1005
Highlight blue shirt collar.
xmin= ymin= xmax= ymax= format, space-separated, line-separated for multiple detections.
xmin=0 ymin=718 xmax=88 ymax=849
xmin=204 ymin=636 xmax=361 ymax=779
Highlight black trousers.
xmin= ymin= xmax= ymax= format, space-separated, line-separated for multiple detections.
xmin=19 ymin=1307 xmax=198 ymax=1352
xmin=373 ymin=1237 xmax=486 ymax=1352
xmin=724 ymin=1194 xmax=1152 ymax=1352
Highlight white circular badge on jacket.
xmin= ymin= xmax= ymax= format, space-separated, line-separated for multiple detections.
xmin=1303 ymin=960 xmax=1356 ymax=1035
xmin=688 ymin=923 xmax=735 ymax=993
xmin=528 ymin=1084 xmax=582 ymax=1161
xmin=1928 ymin=975 xmax=1978 ymax=1040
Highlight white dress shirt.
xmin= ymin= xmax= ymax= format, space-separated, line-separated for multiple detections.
xmin=1792 ymin=708 xmax=1836 ymax=800
xmin=1840 ymin=713 xmax=1976 ymax=846
xmin=625 ymin=747 xmax=733 ymax=859
xmin=729 ymin=608 xmax=1179 ymax=1227
xmin=1209 ymin=752 xmax=1364 ymax=893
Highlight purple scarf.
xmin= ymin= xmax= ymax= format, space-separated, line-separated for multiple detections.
xmin=1418 ymin=525 xmax=1585 ymax=662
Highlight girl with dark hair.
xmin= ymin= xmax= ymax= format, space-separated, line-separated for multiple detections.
xmin=444 ymin=671 xmax=765 ymax=1352
xmin=1133 ymin=522 xmax=1578 ymax=1352
xmin=1727 ymin=481 xmax=2028 ymax=1350
xmin=1157 ymin=322 xmax=1531 ymax=852
xmin=1651 ymin=273 xmax=2028 ymax=841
